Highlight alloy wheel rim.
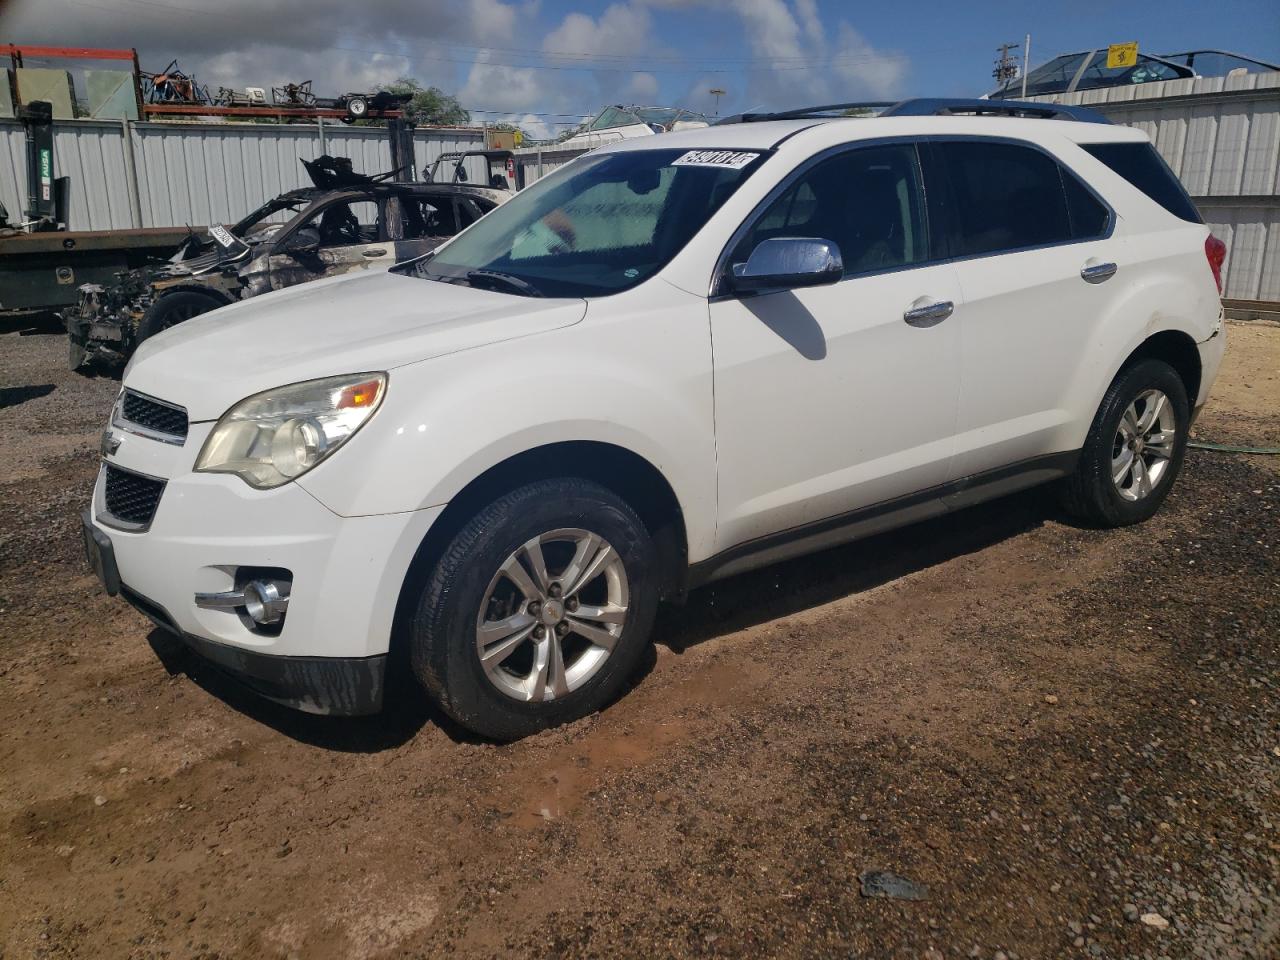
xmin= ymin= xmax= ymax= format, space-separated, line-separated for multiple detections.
xmin=1111 ymin=388 xmax=1177 ymax=502
xmin=475 ymin=528 xmax=629 ymax=703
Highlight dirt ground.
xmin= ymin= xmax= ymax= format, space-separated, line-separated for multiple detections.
xmin=0 ymin=316 xmax=1276 ymax=960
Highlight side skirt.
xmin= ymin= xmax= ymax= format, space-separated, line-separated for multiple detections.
xmin=685 ymin=451 xmax=1078 ymax=589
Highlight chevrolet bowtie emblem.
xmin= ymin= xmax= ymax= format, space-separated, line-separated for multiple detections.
xmin=101 ymin=430 xmax=122 ymax=457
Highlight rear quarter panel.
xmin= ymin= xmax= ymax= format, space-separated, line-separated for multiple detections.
xmin=1053 ymin=141 xmax=1222 ymax=450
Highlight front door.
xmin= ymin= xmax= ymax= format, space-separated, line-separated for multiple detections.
xmin=266 ymin=197 xmax=388 ymax=291
xmin=708 ymin=141 xmax=963 ymax=550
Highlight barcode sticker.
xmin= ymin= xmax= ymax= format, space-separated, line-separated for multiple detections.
xmin=209 ymin=224 xmax=236 ymax=248
xmin=671 ymin=150 xmax=760 ymax=170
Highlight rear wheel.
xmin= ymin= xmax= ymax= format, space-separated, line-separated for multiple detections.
xmin=136 ymin=291 xmax=224 ymax=344
xmin=1060 ymin=359 xmax=1190 ymax=527
xmin=410 ymin=478 xmax=658 ymax=741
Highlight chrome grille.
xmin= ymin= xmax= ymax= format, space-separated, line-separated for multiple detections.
xmin=119 ymin=390 xmax=188 ymax=442
xmin=103 ymin=465 xmax=166 ymax=528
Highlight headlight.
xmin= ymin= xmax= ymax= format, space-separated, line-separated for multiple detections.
xmin=195 ymin=373 xmax=386 ymax=489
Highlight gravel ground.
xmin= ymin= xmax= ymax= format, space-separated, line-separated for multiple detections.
xmin=0 ymin=316 xmax=1276 ymax=960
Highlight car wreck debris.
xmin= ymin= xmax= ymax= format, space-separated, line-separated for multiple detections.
xmin=64 ymin=156 xmax=509 ymax=370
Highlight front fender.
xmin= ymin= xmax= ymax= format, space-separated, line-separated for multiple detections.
xmin=297 ymin=281 xmax=719 ymax=561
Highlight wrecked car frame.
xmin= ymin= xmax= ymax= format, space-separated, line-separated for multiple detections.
xmin=65 ymin=166 xmax=507 ymax=369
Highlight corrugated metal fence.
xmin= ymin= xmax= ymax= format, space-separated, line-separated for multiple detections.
xmin=1031 ymin=72 xmax=1280 ymax=306
xmin=0 ymin=118 xmax=486 ymax=233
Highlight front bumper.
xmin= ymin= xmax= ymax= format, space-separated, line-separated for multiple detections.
xmin=123 ymin=579 xmax=387 ymax=716
xmin=86 ymin=421 xmax=443 ymax=713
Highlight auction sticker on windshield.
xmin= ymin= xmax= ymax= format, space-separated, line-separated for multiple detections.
xmin=209 ymin=224 xmax=236 ymax=248
xmin=671 ymin=150 xmax=760 ymax=170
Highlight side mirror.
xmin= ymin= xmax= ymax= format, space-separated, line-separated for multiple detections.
xmin=282 ymin=227 xmax=320 ymax=257
xmin=730 ymin=237 xmax=843 ymax=294
xmin=454 ymin=166 xmax=468 ymax=182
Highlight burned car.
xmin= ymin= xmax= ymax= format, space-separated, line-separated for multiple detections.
xmin=66 ymin=157 xmax=508 ymax=369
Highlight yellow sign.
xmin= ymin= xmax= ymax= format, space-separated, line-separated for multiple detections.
xmin=1107 ymin=42 xmax=1139 ymax=69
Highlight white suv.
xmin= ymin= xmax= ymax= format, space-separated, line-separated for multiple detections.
xmin=84 ymin=99 xmax=1226 ymax=739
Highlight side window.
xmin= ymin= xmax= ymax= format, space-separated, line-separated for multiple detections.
xmin=1061 ymin=170 xmax=1110 ymax=239
xmin=1075 ymin=52 xmax=1184 ymax=92
xmin=1082 ymin=142 xmax=1202 ymax=223
xmin=456 ymin=197 xmax=488 ymax=229
xmin=733 ymin=143 xmax=927 ymax=277
xmin=935 ymin=141 xmax=1073 ymax=256
xmin=415 ymin=198 xmax=460 ymax=237
xmin=297 ymin=199 xmax=378 ymax=248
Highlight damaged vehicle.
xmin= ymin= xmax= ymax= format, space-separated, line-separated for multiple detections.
xmin=426 ymin=150 xmax=519 ymax=191
xmin=66 ymin=157 xmax=509 ymax=369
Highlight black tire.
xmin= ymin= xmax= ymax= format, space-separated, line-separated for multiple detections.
xmin=1059 ymin=358 xmax=1190 ymax=527
xmin=410 ymin=478 xmax=659 ymax=741
xmin=136 ymin=291 xmax=224 ymax=344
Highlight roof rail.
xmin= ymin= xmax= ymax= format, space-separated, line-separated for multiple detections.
xmin=714 ymin=97 xmax=1110 ymax=126
xmin=714 ymin=101 xmax=893 ymax=125
xmin=883 ymin=97 xmax=1111 ymax=124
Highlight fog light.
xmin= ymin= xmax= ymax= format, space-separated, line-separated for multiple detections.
xmin=194 ymin=577 xmax=290 ymax=625
xmin=242 ymin=580 xmax=289 ymax=625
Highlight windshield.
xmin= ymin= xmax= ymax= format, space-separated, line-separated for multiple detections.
xmin=1161 ymin=50 xmax=1279 ymax=75
xmin=398 ymin=148 xmax=766 ymax=298
xmin=1074 ymin=51 xmax=1187 ymax=90
xmin=991 ymin=52 xmax=1088 ymax=98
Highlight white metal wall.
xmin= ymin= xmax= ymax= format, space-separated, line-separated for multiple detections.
xmin=0 ymin=118 xmax=486 ymax=232
xmin=1031 ymin=72 xmax=1280 ymax=303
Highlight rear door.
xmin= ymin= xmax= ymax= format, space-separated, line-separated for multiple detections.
xmin=924 ymin=138 xmax=1118 ymax=480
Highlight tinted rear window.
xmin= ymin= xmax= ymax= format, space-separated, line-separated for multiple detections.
xmin=1082 ymin=142 xmax=1202 ymax=223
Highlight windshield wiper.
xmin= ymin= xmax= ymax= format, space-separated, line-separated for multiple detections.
xmin=465 ymin=269 xmax=544 ymax=298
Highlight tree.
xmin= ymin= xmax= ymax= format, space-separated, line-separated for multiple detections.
xmin=377 ymin=78 xmax=470 ymax=126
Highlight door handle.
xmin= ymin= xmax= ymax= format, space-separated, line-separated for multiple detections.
xmin=903 ymin=298 xmax=954 ymax=328
xmin=362 ymin=248 xmax=388 ymax=258
xmin=1080 ymin=259 xmax=1117 ymax=284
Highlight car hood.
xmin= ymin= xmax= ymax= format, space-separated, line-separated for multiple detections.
xmin=124 ymin=270 xmax=587 ymax=421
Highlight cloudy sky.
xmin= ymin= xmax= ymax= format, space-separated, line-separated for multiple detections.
xmin=3 ymin=0 xmax=1278 ymax=138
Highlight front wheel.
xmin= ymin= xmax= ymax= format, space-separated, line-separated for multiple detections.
xmin=410 ymin=478 xmax=659 ymax=741
xmin=1060 ymin=358 xmax=1190 ymax=527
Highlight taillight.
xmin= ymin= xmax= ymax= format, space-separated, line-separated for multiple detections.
xmin=1204 ymin=234 xmax=1226 ymax=294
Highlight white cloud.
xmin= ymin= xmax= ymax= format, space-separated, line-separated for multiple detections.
xmin=624 ymin=71 xmax=660 ymax=100
xmin=831 ymin=21 xmax=907 ymax=101
xmin=458 ymin=57 xmax=546 ymax=113
xmin=542 ymin=3 xmax=654 ymax=61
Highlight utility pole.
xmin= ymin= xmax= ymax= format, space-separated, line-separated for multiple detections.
xmin=1021 ymin=34 xmax=1032 ymax=98
xmin=993 ymin=41 xmax=1022 ymax=88
xmin=709 ymin=87 xmax=726 ymax=116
